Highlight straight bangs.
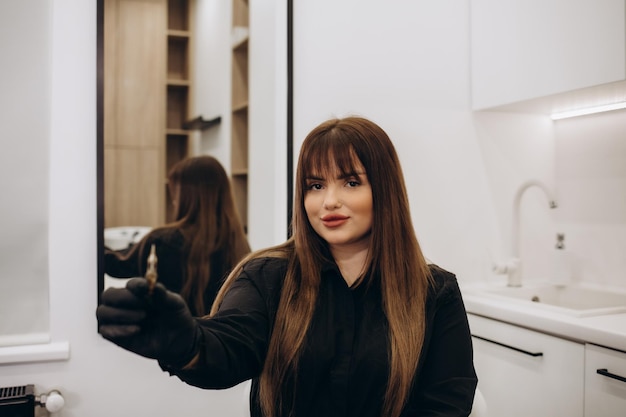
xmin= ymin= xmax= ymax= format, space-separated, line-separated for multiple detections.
xmin=298 ymin=131 xmax=365 ymax=188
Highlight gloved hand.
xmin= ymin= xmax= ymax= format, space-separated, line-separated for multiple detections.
xmin=96 ymin=278 xmax=201 ymax=368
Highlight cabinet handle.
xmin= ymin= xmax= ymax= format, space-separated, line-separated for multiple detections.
xmin=472 ymin=335 xmax=543 ymax=357
xmin=596 ymin=368 xmax=626 ymax=383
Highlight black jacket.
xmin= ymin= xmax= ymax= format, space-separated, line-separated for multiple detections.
xmin=165 ymin=257 xmax=477 ymax=417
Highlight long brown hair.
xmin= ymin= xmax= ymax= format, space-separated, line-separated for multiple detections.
xmin=213 ymin=117 xmax=431 ymax=417
xmin=166 ymin=155 xmax=250 ymax=316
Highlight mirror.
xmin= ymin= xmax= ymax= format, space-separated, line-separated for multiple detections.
xmin=97 ymin=0 xmax=294 ymax=300
xmin=98 ymin=0 xmax=238 ymax=298
xmin=0 ymin=1 xmax=51 ymax=346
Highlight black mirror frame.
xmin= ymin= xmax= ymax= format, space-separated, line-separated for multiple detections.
xmin=96 ymin=0 xmax=105 ymax=309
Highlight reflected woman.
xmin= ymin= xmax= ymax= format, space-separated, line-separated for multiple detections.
xmin=104 ymin=155 xmax=250 ymax=316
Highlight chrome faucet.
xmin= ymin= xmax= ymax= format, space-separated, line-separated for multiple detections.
xmin=494 ymin=180 xmax=558 ymax=287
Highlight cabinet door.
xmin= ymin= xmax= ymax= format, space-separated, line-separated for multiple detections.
xmin=585 ymin=344 xmax=626 ymax=417
xmin=470 ymin=0 xmax=626 ymax=110
xmin=469 ymin=314 xmax=584 ymax=417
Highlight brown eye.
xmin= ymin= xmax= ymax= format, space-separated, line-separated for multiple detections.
xmin=306 ymin=182 xmax=323 ymax=191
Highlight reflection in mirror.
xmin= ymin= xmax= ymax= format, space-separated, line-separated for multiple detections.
xmin=99 ymin=0 xmax=220 ymax=302
xmin=97 ymin=0 xmax=295 ymax=314
xmin=98 ymin=0 xmax=199 ymax=304
xmin=100 ymin=0 xmax=233 ymax=233
xmin=0 ymin=1 xmax=51 ymax=347
xmin=103 ymin=226 xmax=151 ymax=289
xmin=103 ymin=0 xmax=172 ymax=230
xmin=103 ymin=155 xmax=251 ymax=316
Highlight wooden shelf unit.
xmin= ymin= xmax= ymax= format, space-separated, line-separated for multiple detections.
xmin=165 ymin=0 xmax=193 ymax=223
xmin=103 ymin=0 xmax=193 ymax=228
xmin=231 ymin=0 xmax=250 ymax=232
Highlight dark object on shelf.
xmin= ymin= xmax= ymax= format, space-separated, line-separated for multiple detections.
xmin=182 ymin=115 xmax=221 ymax=131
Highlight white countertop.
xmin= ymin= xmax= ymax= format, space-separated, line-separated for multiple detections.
xmin=460 ymin=285 xmax=626 ymax=353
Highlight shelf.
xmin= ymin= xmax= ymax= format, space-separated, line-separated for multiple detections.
xmin=167 ymin=79 xmax=190 ymax=87
xmin=231 ymin=30 xmax=248 ymax=109
xmin=167 ymin=29 xmax=190 ymax=38
xmin=232 ymin=36 xmax=249 ymax=51
xmin=182 ymin=115 xmax=222 ymax=131
xmin=165 ymin=0 xmax=192 ymax=219
xmin=232 ymin=101 xmax=249 ymax=113
xmin=166 ymin=128 xmax=190 ymax=135
xmin=231 ymin=175 xmax=248 ymax=231
xmin=166 ymin=134 xmax=189 ymax=166
xmin=231 ymin=109 xmax=248 ymax=173
xmin=167 ymin=36 xmax=189 ymax=80
xmin=167 ymin=85 xmax=189 ymax=130
xmin=231 ymin=26 xmax=249 ymax=49
xmin=231 ymin=0 xmax=249 ymax=232
xmin=232 ymin=0 xmax=249 ymax=28
xmin=168 ymin=0 xmax=189 ymax=31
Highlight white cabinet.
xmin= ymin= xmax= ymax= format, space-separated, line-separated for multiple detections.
xmin=584 ymin=344 xmax=626 ymax=417
xmin=470 ymin=0 xmax=626 ymax=110
xmin=468 ymin=314 xmax=584 ymax=417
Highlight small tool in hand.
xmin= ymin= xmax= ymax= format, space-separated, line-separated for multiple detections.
xmin=146 ymin=244 xmax=158 ymax=295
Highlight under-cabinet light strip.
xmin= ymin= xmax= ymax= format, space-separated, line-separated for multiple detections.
xmin=551 ymin=101 xmax=626 ymax=120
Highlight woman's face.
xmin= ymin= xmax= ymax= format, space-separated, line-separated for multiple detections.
xmin=304 ymin=159 xmax=373 ymax=253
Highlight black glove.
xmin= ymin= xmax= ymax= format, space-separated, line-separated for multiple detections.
xmin=96 ymin=278 xmax=201 ymax=368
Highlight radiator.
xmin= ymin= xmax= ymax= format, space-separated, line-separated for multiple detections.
xmin=0 ymin=385 xmax=35 ymax=417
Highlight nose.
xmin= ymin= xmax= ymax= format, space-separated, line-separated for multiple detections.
xmin=323 ymin=185 xmax=342 ymax=209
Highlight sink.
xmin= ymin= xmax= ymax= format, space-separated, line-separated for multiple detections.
xmin=466 ymin=282 xmax=626 ymax=317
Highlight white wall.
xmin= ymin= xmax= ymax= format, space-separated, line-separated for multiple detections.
xmin=292 ymin=0 xmax=501 ymax=281
xmin=553 ymin=110 xmax=626 ymax=288
xmin=192 ymin=0 xmax=231 ymax=165
xmin=1 ymin=0 xmax=624 ymax=416
xmin=472 ymin=111 xmax=557 ymax=282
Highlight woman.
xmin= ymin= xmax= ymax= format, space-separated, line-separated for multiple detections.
xmin=97 ymin=117 xmax=477 ymax=416
xmin=104 ymin=155 xmax=250 ymax=316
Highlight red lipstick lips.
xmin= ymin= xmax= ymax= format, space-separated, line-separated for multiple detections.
xmin=321 ymin=214 xmax=348 ymax=227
